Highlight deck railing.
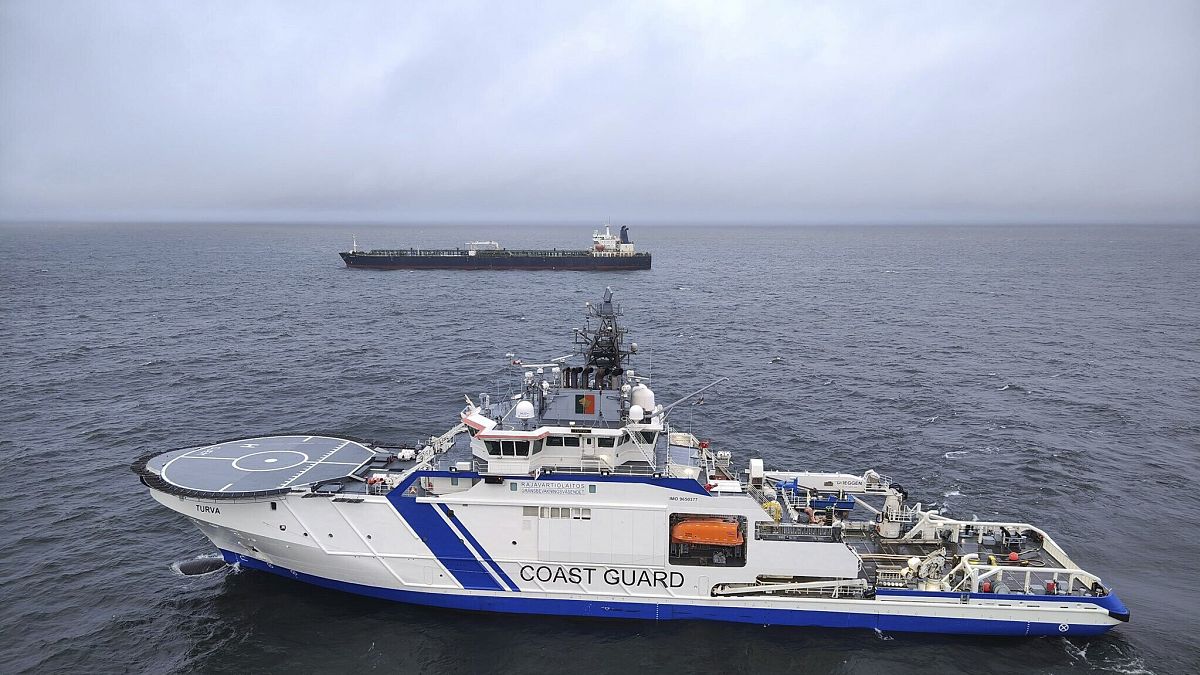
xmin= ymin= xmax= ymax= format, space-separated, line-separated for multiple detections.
xmin=540 ymin=464 xmax=662 ymax=477
xmin=941 ymin=554 xmax=1105 ymax=596
xmin=755 ymin=523 xmax=842 ymax=542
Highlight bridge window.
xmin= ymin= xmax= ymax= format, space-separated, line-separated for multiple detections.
xmin=562 ymin=436 xmax=581 ymax=447
xmin=484 ymin=440 xmax=500 ymax=455
xmin=531 ymin=440 xmax=543 ymax=454
xmin=501 ymin=440 xmax=530 ymax=457
xmin=546 ymin=436 xmax=564 ymax=447
xmin=635 ymin=431 xmax=658 ymax=446
xmin=668 ymin=514 xmax=746 ymax=567
xmin=597 ymin=437 xmax=616 ymax=448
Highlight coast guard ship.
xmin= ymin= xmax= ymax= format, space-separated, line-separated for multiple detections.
xmin=133 ymin=289 xmax=1128 ymax=636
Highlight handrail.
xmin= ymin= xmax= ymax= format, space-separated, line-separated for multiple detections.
xmin=540 ymin=464 xmax=659 ymax=476
xmin=755 ymin=523 xmax=841 ymax=542
xmin=940 ymin=554 xmax=1103 ymax=595
xmin=920 ymin=513 xmax=1079 ymax=570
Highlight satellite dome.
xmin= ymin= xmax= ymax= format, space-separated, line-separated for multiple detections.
xmin=515 ymin=400 xmax=536 ymax=420
xmin=631 ymin=384 xmax=655 ymax=411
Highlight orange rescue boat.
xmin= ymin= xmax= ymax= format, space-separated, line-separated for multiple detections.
xmin=670 ymin=518 xmax=743 ymax=546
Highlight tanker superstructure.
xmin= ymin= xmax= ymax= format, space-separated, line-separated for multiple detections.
xmin=133 ymin=289 xmax=1128 ymax=636
xmin=339 ymin=225 xmax=651 ymax=270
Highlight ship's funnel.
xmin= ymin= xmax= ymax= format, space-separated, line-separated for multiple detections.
xmin=619 ymin=226 xmax=631 ymax=244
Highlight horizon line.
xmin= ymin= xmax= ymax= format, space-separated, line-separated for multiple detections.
xmin=3 ymin=215 xmax=1198 ymax=228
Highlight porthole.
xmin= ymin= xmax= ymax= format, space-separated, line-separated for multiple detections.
xmin=279 ymin=524 xmax=286 ymax=531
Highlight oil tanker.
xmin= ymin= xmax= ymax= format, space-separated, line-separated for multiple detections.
xmin=339 ymin=225 xmax=651 ymax=271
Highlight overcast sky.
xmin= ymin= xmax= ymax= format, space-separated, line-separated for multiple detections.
xmin=1 ymin=1 xmax=1197 ymax=224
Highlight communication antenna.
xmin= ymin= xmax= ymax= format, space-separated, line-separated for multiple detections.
xmin=645 ymin=335 xmax=651 ymax=385
xmin=661 ymin=377 xmax=728 ymax=414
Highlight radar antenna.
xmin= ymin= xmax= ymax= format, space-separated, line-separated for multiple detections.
xmin=573 ymin=287 xmax=631 ymax=387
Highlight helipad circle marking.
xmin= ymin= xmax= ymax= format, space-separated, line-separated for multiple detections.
xmin=231 ymin=450 xmax=310 ymax=472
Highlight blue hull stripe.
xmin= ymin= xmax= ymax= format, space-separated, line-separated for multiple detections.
xmin=219 ymin=550 xmax=1115 ymax=637
xmin=437 ymin=503 xmax=519 ymax=592
xmin=384 ymin=492 xmax=504 ymax=592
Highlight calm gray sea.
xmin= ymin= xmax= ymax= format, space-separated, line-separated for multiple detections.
xmin=1 ymin=223 xmax=1197 ymax=674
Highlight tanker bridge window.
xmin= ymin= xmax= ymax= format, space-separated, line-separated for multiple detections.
xmin=668 ymin=514 xmax=747 ymax=567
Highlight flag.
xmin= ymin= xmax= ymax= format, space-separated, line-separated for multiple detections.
xmin=575 ymin=394 xmax=596 ymax=415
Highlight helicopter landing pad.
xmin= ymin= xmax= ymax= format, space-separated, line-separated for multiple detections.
xmin=145 ymin=435 xmax=376 ymax=495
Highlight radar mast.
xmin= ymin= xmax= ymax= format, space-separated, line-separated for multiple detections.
xmin=574 ymin=287 xmax=631 ymax=387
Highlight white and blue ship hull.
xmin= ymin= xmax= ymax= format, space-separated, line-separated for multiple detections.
xmin=137 ymin=290 xmax=1127 ymax=638
xmin=152 ymin=469 xmax=1127 ymax=638
xmin=221 ymin=550 xmax=1123 ymax=636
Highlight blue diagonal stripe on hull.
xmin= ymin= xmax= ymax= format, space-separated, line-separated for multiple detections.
xmin=386 ymin=492 xmax=503 ymax=591
xmin=437 ymin=503 xmax=519 ymax=592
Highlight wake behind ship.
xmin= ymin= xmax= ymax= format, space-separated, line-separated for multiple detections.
xmin=340 ymin=225 xmax=651 ymax=270
xmin=133 ymin=289 xmax=1128 ymax=636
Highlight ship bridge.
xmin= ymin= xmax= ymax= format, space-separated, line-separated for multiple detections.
xmin=458 ymin=288 xmax=690 ymax=478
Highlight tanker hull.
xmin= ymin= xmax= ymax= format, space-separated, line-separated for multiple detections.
xmin=340 ymin=251 xmax=652 ymax=270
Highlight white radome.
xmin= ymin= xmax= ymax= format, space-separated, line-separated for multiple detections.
xmin=514 ymin=400 xmax=536 ymax=419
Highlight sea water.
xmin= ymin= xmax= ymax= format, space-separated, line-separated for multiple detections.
xmin=1 ymin=223 xmax=1196 ymax=674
